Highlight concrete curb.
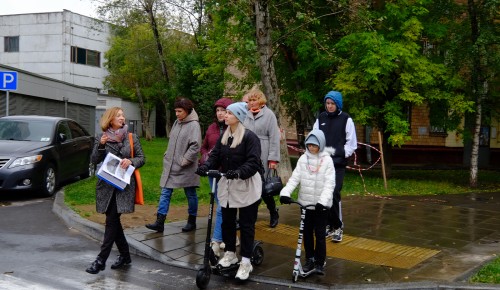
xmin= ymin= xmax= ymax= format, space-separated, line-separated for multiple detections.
xmin=52 ymin=190 xmax=500 ymax=290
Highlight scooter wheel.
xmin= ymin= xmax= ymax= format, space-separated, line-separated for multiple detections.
xmin=292 ymin=272 xmax=299 ymax=283
xmin=196 ymin=267 xmax=211 ymax=289
xmin=251 ymin=245 xmax=264 ymax=265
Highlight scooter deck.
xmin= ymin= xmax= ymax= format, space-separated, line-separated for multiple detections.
xmin=212 ymin=263 xmax=239 ymax=277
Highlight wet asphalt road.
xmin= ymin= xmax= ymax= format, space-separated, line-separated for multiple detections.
xmin=0 ymin=193 xmax=298 ymax=290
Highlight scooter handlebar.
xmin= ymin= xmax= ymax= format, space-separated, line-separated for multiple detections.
xmin=290 ymin=200 xmax=317 ymax=210
xmin=207 ymin=170 xmax=224 ymax=178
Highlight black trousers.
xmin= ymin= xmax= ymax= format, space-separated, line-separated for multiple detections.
xmin=304 ymin=208 xmax=327 ymax=265
xmin=98 ymin=193 xmax=129 ymax=262
xmin=328 ymin=166 xmax=345 ymax=230
xmin=221 ymin=199 xmax=261 ymax=258
xmin=262 ymin=194 xmax=277 ymax=212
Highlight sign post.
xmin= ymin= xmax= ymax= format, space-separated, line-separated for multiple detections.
xmin=0 ymin=71 xmax=18 ymax=116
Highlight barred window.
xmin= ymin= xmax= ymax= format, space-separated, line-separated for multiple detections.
xmin=4 ymin=36 xmax=19 ymax=52
xmin=70 ymin=46 xmax=100 ymax=67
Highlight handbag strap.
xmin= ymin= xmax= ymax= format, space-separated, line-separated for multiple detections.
xmin=128 ymin=133 xmax=134 ymax=158
xmin=267 ymin=168 xmax=277 ymax=178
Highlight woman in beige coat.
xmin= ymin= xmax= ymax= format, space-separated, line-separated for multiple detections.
xmin=146 ymin=98 xmax=202 ymax=233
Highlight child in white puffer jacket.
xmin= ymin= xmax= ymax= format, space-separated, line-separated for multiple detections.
xmin=279 ymin=129 xmax=335 ymax=276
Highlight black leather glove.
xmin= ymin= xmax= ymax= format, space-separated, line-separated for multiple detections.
xmin=225 ymin=170 xmax=239 ymax=179
xmin=195 ymin=166 xmax=208 ymax=176
xmin=280 ymin=196 xmax=292 ymax=204
xmin=315 ymin=203 xmax=326 ymax=211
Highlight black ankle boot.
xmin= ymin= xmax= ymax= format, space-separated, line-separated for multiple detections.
xmin=182 ymin=215 xmax=197 ymax=232
xmin=111 ymin=255 xmax=132 ymax=269
xmin=86 ymin=258 xmax=105 ymax=274
xmin=146 ymin=213 xmax=166 ymax=232
xmin=270 ymin=208 xmax=279 ymax=228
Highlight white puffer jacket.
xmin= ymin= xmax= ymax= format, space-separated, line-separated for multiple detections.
xmin=280 ymin=129 xmax=335 ymax=208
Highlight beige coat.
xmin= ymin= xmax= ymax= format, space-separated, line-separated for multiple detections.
xmin=159 ymin=109 xmax=201 ymax=188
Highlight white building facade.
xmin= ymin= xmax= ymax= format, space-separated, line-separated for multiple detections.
xmin=0 ymin=10 xmax=110 ymax=91
xmin=1 ymin=11 xmax=155 ymax=137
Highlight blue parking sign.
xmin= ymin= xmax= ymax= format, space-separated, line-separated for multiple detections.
xmin=0 ymin=71 xmax=18 ymax=91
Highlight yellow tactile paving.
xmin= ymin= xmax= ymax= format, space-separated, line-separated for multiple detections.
xmin=255 ymin=221 xmax=440 ymax=269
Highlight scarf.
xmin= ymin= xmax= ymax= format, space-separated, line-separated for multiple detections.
xmin=105 ymin=124 xmax=128 ymax=143
xmin=250 ymin=105 xmax=264 ymax=114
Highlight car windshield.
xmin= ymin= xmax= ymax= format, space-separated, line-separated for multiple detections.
xmin=0 ymin=120 xmax=53 ymax=142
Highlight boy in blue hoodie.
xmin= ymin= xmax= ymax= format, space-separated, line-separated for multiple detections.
xmin=313 ymin=91 xmax=357 ymax=242
xmin=279 ymin=129 xmax=335 ymax=275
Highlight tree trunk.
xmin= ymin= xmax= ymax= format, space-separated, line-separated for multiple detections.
xmin=162 ymin=99 xmax=172 ymax=136
xmin=142 ymin=0 xmax=172 ymax=134
xmin=254 ymin=0 xmax=292 ymax=182
xmin=467 ymin=0 xmax=486 ymax=188
xmin=135 ymin=82 xmax=153 ymax=140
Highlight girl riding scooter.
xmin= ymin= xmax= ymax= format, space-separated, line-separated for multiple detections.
xmin=196 ymin=102 xmax=264 ymax=281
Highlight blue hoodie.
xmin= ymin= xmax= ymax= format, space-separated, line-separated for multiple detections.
xmin=324 ymin=91 xmax=343 ymax=112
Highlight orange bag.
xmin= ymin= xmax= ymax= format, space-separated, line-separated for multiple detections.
xmin=128 ymin=133 xmax=144 ymax=205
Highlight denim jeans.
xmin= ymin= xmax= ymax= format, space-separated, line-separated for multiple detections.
xmin=209 ymin=177 xmax=223 ymax=242
xmin=158 ymin=186 xmax=198 ymax=216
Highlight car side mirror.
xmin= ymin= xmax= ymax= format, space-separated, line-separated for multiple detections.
xmin=59 ymin=133 xmax=67 ymax=142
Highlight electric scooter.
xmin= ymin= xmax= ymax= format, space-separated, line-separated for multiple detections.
xmin=196 ymin=170 xmax=265 ymax=289
xmin=289 ymin=200 xmax=317 ymax=283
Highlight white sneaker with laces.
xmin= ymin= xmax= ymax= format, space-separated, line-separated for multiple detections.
xmin=217 ymin=251 xmax=238 ymax=267
xmin=332 ymin=228 xmax=343 ymax=242
xmin=235 ymin=261 xmax=253 ymax=280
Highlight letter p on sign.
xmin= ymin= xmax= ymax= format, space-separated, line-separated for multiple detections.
xmin=0 ymin=71 xmax=18 ymax=91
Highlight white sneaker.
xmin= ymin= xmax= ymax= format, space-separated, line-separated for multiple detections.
xmin=211 ymin=242 xmax=222 ymax=257
xmin=220 ymin=242 xmax=225 ymax=249
xmin=235 ymin=261 xmax=253 ymax=280
xmin=217 ymin=251 xmax=238 ymax=267
xmin=332 ymin=228 xmax=343 ymax=242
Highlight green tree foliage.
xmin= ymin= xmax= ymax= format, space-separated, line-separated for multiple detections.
xmin=329 ymin=0 xmax=473 ymax=147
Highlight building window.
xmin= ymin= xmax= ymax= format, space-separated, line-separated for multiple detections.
xmin=4 ymin=36 xmax=19 ymax=52
xmin=70 ymin=46 xmax=100 ymax=67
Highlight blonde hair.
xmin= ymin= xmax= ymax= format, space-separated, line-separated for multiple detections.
xmin=243 ymin=89 xmax=267 ymax=106
xmin=100 ymin=107 xmax=123 ymax=131
xmin=221 ymin=122 xmax=245 ymax=148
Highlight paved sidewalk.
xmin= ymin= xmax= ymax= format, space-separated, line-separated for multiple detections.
xmin=53 ymin=191 xmax=500 ymax=289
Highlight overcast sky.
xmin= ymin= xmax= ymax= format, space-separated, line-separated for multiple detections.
xmin=2 ymin=0 xmax=98 ymax=18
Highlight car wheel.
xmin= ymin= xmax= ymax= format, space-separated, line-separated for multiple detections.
xmin=41 ymin=164 xmax=57 ymax=197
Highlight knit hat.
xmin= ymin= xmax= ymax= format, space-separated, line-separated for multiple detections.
xmin=305 ymin=135 xmax=320 ymax=147
xmin=226 ymin=102 xmax=248 ymax=123
xmin=305 ymin=129 xmax=326 ymax=152
xmin=324 ymin=91 xmax=343 ymax=111
xmin=214 ymin=97 xmax=233 ymax=109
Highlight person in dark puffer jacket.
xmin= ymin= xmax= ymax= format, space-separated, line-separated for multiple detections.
xmin=196 ymin=102 xmax=264 ymax=281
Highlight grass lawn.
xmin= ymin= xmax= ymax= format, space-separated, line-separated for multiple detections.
xmin=64 ymin=137 xmax=500 ymax=284
xmin=470 ymin=256 xmax=500 ymax=284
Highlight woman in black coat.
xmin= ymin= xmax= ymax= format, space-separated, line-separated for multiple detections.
xmin=196 ymin=102 xmax=263 ymax=281
xmin=86 ymin=107 xmax=145 ymax=274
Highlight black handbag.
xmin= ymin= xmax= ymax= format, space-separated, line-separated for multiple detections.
xmin=263 ymin=169 xmax=283 ymax=197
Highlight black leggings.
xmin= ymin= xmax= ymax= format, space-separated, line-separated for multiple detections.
xmin=328 ymin=167 xmax=345 ymax=229
xmin=221 ymin=199 xmax=261 ymax=258
xmin=304 ymin=208 xmax=328 ymax=265
xmin=98 ymin=193 xmax=129 ymax=262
